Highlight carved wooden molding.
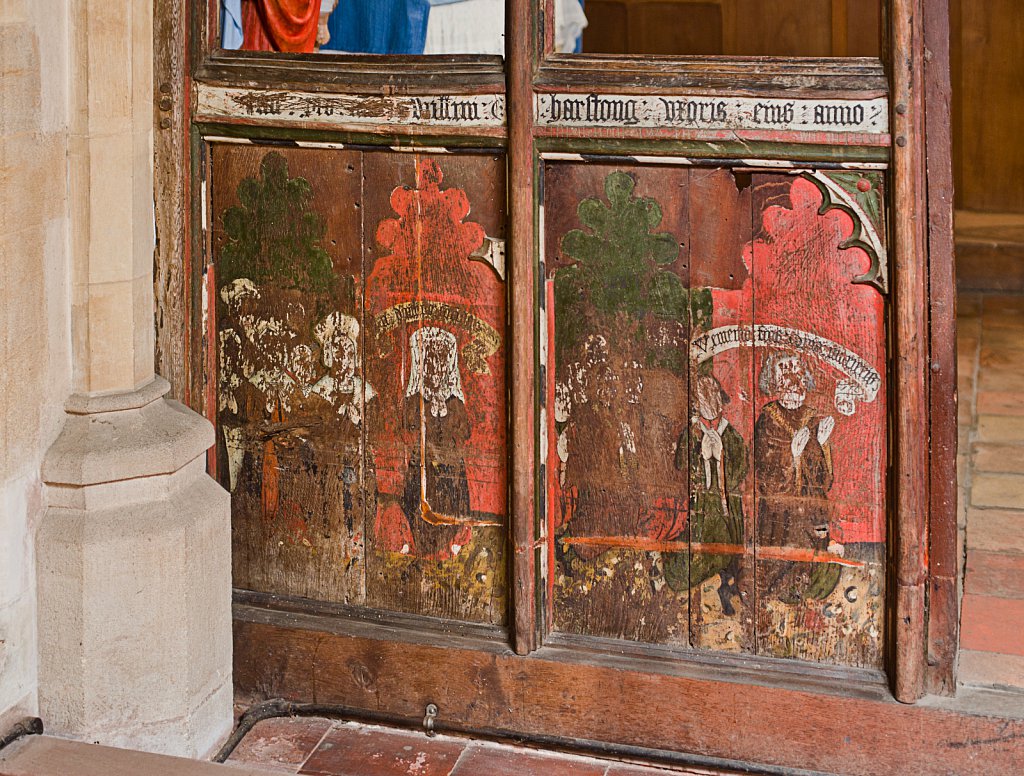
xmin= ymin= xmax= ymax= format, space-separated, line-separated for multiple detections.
xmin=801 ymin=170 xmax=889 ymax=294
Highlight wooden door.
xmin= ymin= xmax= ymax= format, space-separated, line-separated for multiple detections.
xmin=158 ymin=0 xmax=975 ymax=772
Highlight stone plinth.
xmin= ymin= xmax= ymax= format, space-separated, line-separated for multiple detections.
xmin=37 ymin=377 xmax=232 ymax=757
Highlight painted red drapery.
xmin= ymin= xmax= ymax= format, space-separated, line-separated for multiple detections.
xmin=242 ymin=0 xmax=321 ymax=53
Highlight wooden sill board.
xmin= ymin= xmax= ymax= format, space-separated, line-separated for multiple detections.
xmin=0 ymin=737 xmax=267 ymax=776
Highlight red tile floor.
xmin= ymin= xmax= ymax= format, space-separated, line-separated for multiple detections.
xmin=227 ymin=293 xmax=1024 ymax=775
xmin=957 ymin=293 xmax=1024 ymax=690
xmin=225 ymin=717 xmax=729 ymax=776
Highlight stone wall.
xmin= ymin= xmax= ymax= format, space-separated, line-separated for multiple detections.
xmin=0 ymin=0 xmax=72 ymax=729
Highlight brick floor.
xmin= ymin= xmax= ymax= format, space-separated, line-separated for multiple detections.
xmin=226 ymin=719 xmax=730 ymax=776
xmin=957 ymin=293 xmax=1024 ymax=691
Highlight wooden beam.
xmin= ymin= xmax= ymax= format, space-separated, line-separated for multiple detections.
xmin=890 ymin=0 xmax=930 ymax=703
xmin=509 ymin=0 xmax=538 ymax=655
xmin=922 ymin=0 xmax=959 ymax=697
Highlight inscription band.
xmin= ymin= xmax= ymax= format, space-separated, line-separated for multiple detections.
xmin=535 ymin=93 xmax=889 ymax=134
xmin=197 ymin=84 xmax=506 ymax=128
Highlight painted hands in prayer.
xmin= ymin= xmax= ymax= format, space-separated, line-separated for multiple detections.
xmin=818 ymin=415 xmax=835 ymax=446
xmin=701 ymin=426 xmax=723 ymax=461
xmin=791 ymin=426 xmax=811 ymax=459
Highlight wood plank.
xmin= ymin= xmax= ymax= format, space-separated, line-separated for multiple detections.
xmin=509 ymin=0 xmax=538 ymax=655
xmin=154 ymin=0 xmax=188 ymax=400
xmin=890 ymin=0 xmax=930 ymax=703
xmin=955 ymin=0 xmax=1024 ymax=212
xmin=923 ymin=0 xmax=960 ymax=697
xmin=749 ymin=173 xmax=887 ymax=668
xmin=362 ymin=151 xmax=509 ymax=625
xmin=233 ymin=616 xmax=1024 ymax=776
xmin=734 ymin=0 xmax=834 ymax=56
xmin=686 ymin=167 xmax=755 ymax=653
xmin=545 ymin=162 xmax=691 ymax=646
xmin=210 ymin=145 xmax=369 ymax=605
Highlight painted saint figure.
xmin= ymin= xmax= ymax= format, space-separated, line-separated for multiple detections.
xmin=401 ymin=326 xmax=473 ymax=558
xmin=664 ymin=374 xmax=747 ymax=615
xmin=755 ymin=353 xmax=842 ymax=602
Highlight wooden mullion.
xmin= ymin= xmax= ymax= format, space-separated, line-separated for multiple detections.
xmin=889 ymin=0 xmax=930 ymax=704
xmin=509 ymin=0 xmax=539 ymax=655
xmin=922 ymin=0 xmax=958 ymax=697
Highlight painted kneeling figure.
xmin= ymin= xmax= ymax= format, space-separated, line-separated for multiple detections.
xmin=664 ymin=374 xmax=747 ymax=615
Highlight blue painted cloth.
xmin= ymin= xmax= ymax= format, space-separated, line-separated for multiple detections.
xmin=221 ymin=0 xmax=244 ymax=50
xmin=323 ymin=0 xmax=432 ymax=54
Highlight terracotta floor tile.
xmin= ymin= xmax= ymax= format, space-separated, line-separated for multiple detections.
xmin=970 ymin=473 xmax=1024 ymax=509
xmin=981 ymin=327 xmax=1024 ymax=353
xmin=451 ymin=745 xmax=607 ymax=776
xmin=958 ymin=293 xmax=984 ymax=316
xmin=958 ymin=649 xmax=1024 ymax=691
xmin=977 ymin=391 xmax=1024 ymax=416
xmin=978 ymin=347 xmax=1024 ymax=372
xmin=966 ymin=508 xmax=1024 ymax=554
xmin=227 ymin=716 xmax=334 ymax=773
xmin=960 ymin=594 xmax=1024 ymax=656
xmin=965 ymin=551 xmax=1024 ymax=598
xmin=976 ymin=415 xmax=1024 ymax=444
xmin=977 ymin=368 xmax=1024 ymax=392
xmin=299 ymin=725 xmax=465 ymax=776
xmin=972 ymin=443 xmax=1024 ymax=475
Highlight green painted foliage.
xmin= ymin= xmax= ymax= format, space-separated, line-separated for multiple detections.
xmin=555 ymin=171 xmax=695 ymax=369
xmin=220 ymin=152 xmax=335 ymax=293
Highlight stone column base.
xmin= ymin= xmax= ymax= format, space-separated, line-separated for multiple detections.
xmin=37 ymin=378 xmax=232 ymax=758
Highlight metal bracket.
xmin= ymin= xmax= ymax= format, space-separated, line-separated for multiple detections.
xmin=423 ymin=703 xmax=438 ymax=737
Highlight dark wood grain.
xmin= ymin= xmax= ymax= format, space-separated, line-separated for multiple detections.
xmin=154 ymin=0 xmax=188 ymax=400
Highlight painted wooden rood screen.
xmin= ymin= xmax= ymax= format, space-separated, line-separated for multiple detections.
xmin=155 ymin=0 xmax=1000 ymax=771
xmin=542 ymin=164 xmax=888 ymax=664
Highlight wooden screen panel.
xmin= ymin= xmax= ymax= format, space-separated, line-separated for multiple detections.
xmin=544 ymin=162 xmax=691 ymax=645
xmin=733 ymin=0 xmax=833 ymax=56
xmin=749 ymin=174 xmax=887 ymax=668
xmin=211 ymin=145 xmax=508 ymax=625
xmin=212 ymin=145 xmax=369 ymax=604
xmin=362 ymin=152 xmax=508 ymax=625
xmin=582 ymin=1 xmax=629 ymax=53
xmin=685 ymin=168 xmax=755 ymax=652
xmin=633 ymin=2 xmax=724 ymax=56
xmin=544 ymin=163 xmax=887 ymax=667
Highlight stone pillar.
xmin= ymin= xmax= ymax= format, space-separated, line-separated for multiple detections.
xmin=35 ymin=0 xmax=233 ymax=757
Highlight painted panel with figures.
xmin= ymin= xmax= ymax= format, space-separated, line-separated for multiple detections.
xmin=544 ymin=162 xmax=887 ymax=667
xmin=211 ymin=145 xmax=508 ymax=625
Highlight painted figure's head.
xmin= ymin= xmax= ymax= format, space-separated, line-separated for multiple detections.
xmin=315 ymin=312 xmax=360 ymax=382
xmin=220 ymin=278 xmax=259 ymax=321
xmin=760 ymin=353 xmax=815 ymax=410
xmin=290 ymin=344 xmax=318 ymax=386
xmin=406 ymin=326 xmax=465 ymax=417
xmin=695 ymin=374 xmax=730 ymax=421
